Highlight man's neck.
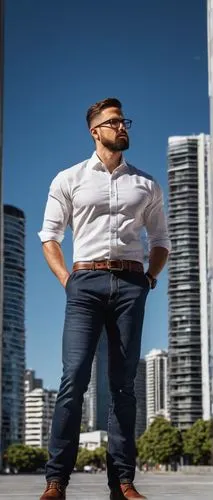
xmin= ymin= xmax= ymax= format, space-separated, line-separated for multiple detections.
xmin=96 ymin=148 xmax=122 ymax=173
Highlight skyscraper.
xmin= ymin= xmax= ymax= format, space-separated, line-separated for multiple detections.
xmin=168 ymin=135 xmax=211 ymax=429
xmin=145 ymin=349 xmax=168 ymax=427
xmin=207 ymin=0 xmax=213 ymax=420
xmin=0 ymin=0 xmax=4 ymax=469
xmin=1 ymin=205 xmax=25 ymax=451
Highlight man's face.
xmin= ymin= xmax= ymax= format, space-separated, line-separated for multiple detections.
xmin=91 ymin=107 xmax=130 ymax=152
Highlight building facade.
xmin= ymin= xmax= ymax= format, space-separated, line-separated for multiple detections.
xmin=135 ymin=358 xmax=146 ymax=438
xmin=25 ymin=370 xmax=57 ymax=448
xmin=25 ymin=388 xmax=57 ymax=448
xmin=79 ymin=430 xmax=108 ymax=451
xmin=168 ymin=135 xmax=211 ymax=429
xmin=207 ymin=0 xmax=213 ymax=419
xmin=1 ymin=205 xmax=25 ymax=451
xmin=145 ymin=349 xmax=168 ymax=427
xmin=0 ymin=0 xmax=4 ymax=468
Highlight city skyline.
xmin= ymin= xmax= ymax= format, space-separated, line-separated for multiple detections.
xmin=2 ymin=0 xmax=209 ymax=390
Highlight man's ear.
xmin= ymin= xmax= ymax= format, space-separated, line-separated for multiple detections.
xmin=90 ymin=127 xmax=99 ymax=142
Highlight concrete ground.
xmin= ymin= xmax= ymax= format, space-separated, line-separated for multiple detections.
xmin=0 ymin=471 xmax=212 ymax=500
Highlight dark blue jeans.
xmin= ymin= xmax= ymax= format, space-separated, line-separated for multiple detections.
xmin=46 ymin=269 xmax=149 ymax=489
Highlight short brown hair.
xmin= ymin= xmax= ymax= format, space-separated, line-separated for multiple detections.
xmin=86 ymin=97 xmax=122 ymax=128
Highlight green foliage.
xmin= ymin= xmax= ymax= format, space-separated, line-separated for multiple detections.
xmin=91 ymin=446 xmax=106 ymax=468
xmin=183 ymin=419 xmax=212 ymax=465
xmin=137 ymin=416 xmax=182 ymax=465
xmin=6 ymin=444 xmax=48 ymax=472
xmin=75 ymin=448 xmax=93 ymax=470
xmin=80 ymin=423 xmax=88 ymax=433
xmin=75 ymin=446 xmax=106 ymax=470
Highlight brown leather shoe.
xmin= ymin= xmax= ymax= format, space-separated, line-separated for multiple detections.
xmin=40 ymin=480 xmax=66 ymax=499
xmin=110 ymin=483 xmax=147 ymax=499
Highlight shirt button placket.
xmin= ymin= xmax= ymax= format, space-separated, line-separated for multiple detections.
xmin=110 ymin=174 xmax=118 ymax=259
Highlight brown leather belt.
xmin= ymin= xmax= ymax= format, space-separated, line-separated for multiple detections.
xmin=72 ymin=260 xmax=144 ymax=273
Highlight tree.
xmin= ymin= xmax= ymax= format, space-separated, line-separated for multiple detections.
xmin=80 ymin=423 xmax=88 ymax=433
xmin=183 ymin=419 xmax=212 ymax=465
xmin=91 ymin=447 xmax=106 ymax=468
xmin=75 ymin=446 xmax=107 ymax=470
xmin=210 ymin=419 xmax=213 ymax=465
xmin=137 ymin=417 xmax=182 ymax=466
xmin=6 ymin=444 xmax=48 ymax=472
xmin=75 ymin=448 xmax=93 ymax=471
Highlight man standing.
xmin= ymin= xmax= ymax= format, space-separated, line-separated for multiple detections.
xmin=38 ymin=97 xmax=171 ymax=500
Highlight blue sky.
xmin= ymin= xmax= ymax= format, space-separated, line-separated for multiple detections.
xmin=3 ymin=0 xmax=209 ymax=390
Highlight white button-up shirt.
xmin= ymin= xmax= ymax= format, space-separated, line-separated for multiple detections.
xmin=38 ymin=152 xmax=171 ymax=263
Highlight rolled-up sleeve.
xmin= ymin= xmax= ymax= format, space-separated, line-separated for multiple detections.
xmin=38 ymin=172 xmax=72 ymax=244
xmin=144 ymin=182 xmax=171 ymax=252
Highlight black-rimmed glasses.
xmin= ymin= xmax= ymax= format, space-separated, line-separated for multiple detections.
xmin=93 ymin=118 xmax=132 ymax=130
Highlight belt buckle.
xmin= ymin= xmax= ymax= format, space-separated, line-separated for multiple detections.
xmin=107 ymin=260 xmax=124 ymax=271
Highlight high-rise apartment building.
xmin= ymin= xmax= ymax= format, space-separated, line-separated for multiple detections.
xmin=25 ymin=388 xmax=57 ymax=448
xmin=207 ymin=0 xmax=213 ymax=419
xmin=135 ymin=358 xmax=146 ymax=438
xmin=145 ymin=349 xmax=168 ymax=427
xmin=24 ymin=370 xmax=57 ymax=448
xmin=168 ymin=135 xmax=212 ymax=429
xmin=1 ymin=205 xmax=25 ymax=451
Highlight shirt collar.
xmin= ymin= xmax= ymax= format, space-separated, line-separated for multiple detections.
xmin=87 ymin=151 xmax=128 ymax=173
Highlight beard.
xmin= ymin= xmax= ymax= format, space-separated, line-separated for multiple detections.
xmin=101 ymin=135 xmax=129 ymax=152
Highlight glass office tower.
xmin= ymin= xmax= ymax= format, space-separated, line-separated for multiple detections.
xmin=1 ymin=205 xmax=25 ymax=451
xmin=0 ymin=0 xmax=4 ymax=468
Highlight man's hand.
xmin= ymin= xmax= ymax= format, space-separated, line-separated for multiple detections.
xmin=61 ymin=273 xmax=71 ymax=288
xmin=145 ymin=274 xmax=152 ymax=288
